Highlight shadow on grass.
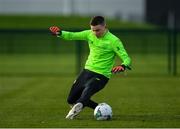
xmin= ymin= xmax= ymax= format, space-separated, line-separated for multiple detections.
xmin=112 ymin=114 xmax=180 ymax=122
xmin=68 ymin=114 xmax=180 ymax=122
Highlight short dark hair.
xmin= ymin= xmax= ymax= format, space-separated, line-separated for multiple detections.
xmin=90 ymin=16 xmax=105 ymax=26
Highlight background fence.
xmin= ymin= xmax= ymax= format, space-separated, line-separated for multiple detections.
xmin=0 ymin=29 xmax=179 ymax=77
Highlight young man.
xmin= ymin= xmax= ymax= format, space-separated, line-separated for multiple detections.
xmin=49 ymin=16 xmax=131 ymax=119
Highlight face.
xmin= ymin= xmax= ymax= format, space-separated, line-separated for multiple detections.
xmin=90 ymin=24 xmax=106 ymax=38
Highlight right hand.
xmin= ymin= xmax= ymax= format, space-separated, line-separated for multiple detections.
xmin=49 ymin=26 xmax=61 ymax=36
xmin=111 ymin=65 xmax=131 ymax=74
xmin=111 ymin=65 xmax=125 ymax=74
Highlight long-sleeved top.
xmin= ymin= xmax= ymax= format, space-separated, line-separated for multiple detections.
xmin=58 ymin=30 xmax=131 ymax=78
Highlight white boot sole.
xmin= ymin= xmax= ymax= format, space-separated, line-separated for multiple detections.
xmin=65 ymin=103 xmax=83 ymax=119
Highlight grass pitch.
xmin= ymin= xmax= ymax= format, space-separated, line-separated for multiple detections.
xmin=0 ymin=54 xmax=180 ymax=128
xmin=0 ymin=76 xmax=180 ymax=128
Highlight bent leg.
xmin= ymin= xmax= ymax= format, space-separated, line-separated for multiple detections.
xmin=76 ymin=76 xmax=109 ymax=109
xmin=67 ymin=82 xmax=84 ymax=105
xmin=67 ymin=69 xmax=93 ymax=105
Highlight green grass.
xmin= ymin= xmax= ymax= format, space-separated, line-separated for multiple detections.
xmin=1 ymin=54 xmax=179 ymax=76
xmin=0 ymin=54 xmax=180 ymax=127
xmin=0 ymin=15 xmax=156 ymax=29
xmin=0 ymin=54 xmax=77 ymax=76
xmin=0 ymin=76 xmax=180 ymax=128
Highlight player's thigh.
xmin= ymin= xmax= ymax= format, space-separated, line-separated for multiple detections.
xmin=83 ymin=77 xmax=109 ymax=97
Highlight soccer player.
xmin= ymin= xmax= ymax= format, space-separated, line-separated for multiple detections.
xmin=49 ymin=16 xmax=131 ymax=119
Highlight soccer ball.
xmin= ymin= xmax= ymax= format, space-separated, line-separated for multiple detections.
xmin=94 ymin=103 xmax=112 ymax=120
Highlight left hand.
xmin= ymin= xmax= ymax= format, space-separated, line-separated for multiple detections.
xmin=111 ymin=65 xmax=125 ymax=73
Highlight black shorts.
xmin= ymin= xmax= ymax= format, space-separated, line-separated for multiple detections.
xmin=67 ymin=69 xmax=109 ymax=108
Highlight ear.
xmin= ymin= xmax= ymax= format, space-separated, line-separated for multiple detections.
xmin=104 ymin=23 xmax=107 ymax=28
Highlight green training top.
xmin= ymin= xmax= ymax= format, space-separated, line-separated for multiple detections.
xmin=58 ymin=30 xmax=131 ymax=78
